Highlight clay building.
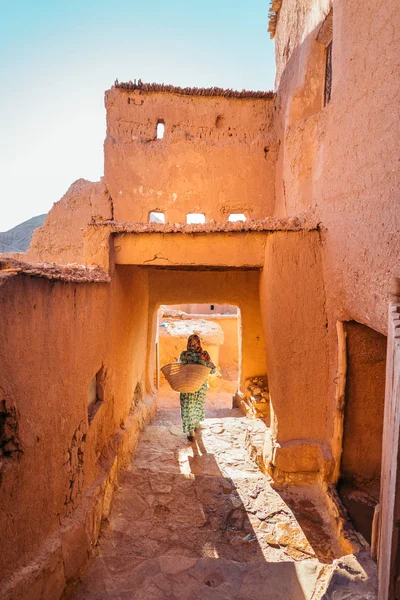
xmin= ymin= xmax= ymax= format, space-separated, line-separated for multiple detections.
xmin=0 ymin=0 xmax=399 ymax=598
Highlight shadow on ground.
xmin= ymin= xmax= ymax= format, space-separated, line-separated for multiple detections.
xmin=68 ymin=388 xmax=378 ymax=600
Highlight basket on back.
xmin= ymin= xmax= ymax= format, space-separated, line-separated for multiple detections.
xmin=161 ymin=362 xmax=211 ymax=393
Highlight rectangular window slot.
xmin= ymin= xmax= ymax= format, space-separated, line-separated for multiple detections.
xmin=186 ymin=213 xmax=206 ymax=224
xmin=88 ymin=366 xmax=106 ymax=424
xmin=156 ymin=120 xmax=165 ymax=139
xmin=149 ymin=211 xmax=165 ymax=223
xmin=324 ymin=41 xmax=333 ymax=106
xmin=228 ymin=214 xmax=246 ymax=222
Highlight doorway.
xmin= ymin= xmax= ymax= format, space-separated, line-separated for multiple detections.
xmin=155 ymin=303 xmax=241 ymax=398
xmin=337 ymin=320 xmax=387 ymax=543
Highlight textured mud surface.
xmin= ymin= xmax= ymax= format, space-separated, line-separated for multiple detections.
xmin=70 ymin=390 xmax=377 ymax=599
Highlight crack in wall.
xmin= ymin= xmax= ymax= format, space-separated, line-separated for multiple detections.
xmin=63 ymin=420 xmax=87 ymax=515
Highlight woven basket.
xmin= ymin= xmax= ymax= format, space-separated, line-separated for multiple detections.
xmin=161 ymin=362 xmax=211 ymax=393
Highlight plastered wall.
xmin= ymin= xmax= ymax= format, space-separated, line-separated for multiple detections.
xmin=259 ymin=231 xmax=331 ymax=479
xmin=274 ymin=0 xmax=400 ymax=335
xmin=26 ymin=179 xmax=112 ymax=265
xmin=0 ymin=266 xmax=152 ymax=597
xmin=104 ymin=88 xmax=277 ymax=222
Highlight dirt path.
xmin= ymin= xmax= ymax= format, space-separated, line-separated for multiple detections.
xmin=70 ymin=390 xmax=377 ymax=599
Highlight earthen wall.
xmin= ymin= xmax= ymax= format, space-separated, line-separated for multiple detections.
xmin=0 ymin=266 xmax=153 ymax=597
xmin=259 ymin=230 xmax=331 ymax=479
xmin=104 ymin=88 xmax=277 ymax=222
xmin=26 ymin=180 xmax=112 ymax=265
xmin=271 ymin=0 xmax=399 ymax=481
xmin=274 ymin=0 xmax=400 ymax=334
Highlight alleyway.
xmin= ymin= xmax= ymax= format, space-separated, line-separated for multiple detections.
xmin=70 ymin=390 xmax=377 ymax=600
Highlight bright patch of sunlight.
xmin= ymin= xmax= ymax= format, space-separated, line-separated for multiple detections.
xmin=202 ymin=541 xmax=219 ymax=558
xmin=149 ymin=211 xmax=165 ymax=223
xmin=228 ymin=213 xmax=246 ymax=222
xmin=156 ymin=121 xmax=165 ymax=139
xmin=177 ymin=447 xmax=194 ymax=477
xmin=186 ymin=213 xmax=206 ymax=224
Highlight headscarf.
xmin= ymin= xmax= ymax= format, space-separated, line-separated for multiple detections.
xmin=187 ymin=334 xmax=212 ymax=363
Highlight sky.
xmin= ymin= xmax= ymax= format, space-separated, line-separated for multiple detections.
xmin=0 ymin=1 xmax=275 ymax=231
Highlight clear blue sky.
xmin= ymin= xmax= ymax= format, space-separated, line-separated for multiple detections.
xmin=0 ymin=0 xmax=275 ymax=231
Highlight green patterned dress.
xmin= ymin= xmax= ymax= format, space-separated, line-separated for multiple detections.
xmin=179 ymin=349 xmax=216 ymax=434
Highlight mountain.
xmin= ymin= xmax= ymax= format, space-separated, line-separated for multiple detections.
xmin=0 ymin=214 xmax=46 ymax=253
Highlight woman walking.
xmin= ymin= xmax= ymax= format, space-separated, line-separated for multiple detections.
xmin=179 ymin=334 xmax=216 ymax=441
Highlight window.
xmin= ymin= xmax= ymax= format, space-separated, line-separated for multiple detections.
xmin=88 ymin=366 xmax=106 ymax=424
xmin=186 ymin=213 xmax=206 ymax=224
xmin=149 ymin=211 xmax=165 ymax=223
xmin=316 ymin=9 xmax=333 ymax=106
xmin=228 ymin=214 xmax=246 ymax=222
xmin=156 ymin=120 xmax=165 ymax=139
xmin=324 ymin=41 xmax=333 ymax=106
xmin=210 ymin=305 xmax=215 ymax=311
xmin=215 ymin=114 xmax=225 ymax=129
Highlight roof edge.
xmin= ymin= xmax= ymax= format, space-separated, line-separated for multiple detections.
xmin=113 ymin=80 xmax=274 ymax=100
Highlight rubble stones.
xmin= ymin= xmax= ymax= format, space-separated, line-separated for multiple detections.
xmin=238 ymin=375 xmax=270 ymax=419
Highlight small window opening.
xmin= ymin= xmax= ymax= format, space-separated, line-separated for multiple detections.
xmin=316 ymin=9 xmax=333 ymax=107
xmin=149 ymin=211 xmax=165 ymax=224
xmin=228 ymin=214 xmax=246 ymax=222
xmin=210 ymin=305 xmax=215 ymax=311
xmin=186 ymin=213 xmax=206 ymax=224
xmin=324 ymin=41 xmax=333 ymax=106
xmin=156 ymin=120 xmax=165 ymax=139
xmin=88 ymin=366 xmax=106 ymax=424
xmin=215 ymin=115 xmax=225 ymax=129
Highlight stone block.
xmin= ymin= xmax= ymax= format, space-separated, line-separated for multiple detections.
xmin=262 ymin=429 xmax=274 ymax=466
xmin=272 ymin=442 xmax=321 ymax=473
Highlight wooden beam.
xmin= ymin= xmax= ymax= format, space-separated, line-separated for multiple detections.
xmin=332 ymin=320 xmax=347 ymax=483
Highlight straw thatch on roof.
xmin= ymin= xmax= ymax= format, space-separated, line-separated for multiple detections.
xmin=0 ymin=257 xmax=110 ymax=284
xmin=113 ymin=79 xmax=274 ymax=100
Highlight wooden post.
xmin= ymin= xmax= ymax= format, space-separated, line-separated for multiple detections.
xmin=371 ymin=503 xmax=380 ymax=561
xmin=332 ymin=320 xmax=347 ymax=483
xmin=378 ymin=276 xmax=400 ymax=600
xmin=156 ymin=308 xmax=160 ymax=389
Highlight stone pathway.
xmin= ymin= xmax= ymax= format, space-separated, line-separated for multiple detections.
xmin=70 ymin=389 xmax=378 ymax=599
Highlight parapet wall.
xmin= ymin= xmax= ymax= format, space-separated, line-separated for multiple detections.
xmin=104 ymin=85 xmax=277 ymax=222
xmin=0 ymin=266 xmax=154 ymax=597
